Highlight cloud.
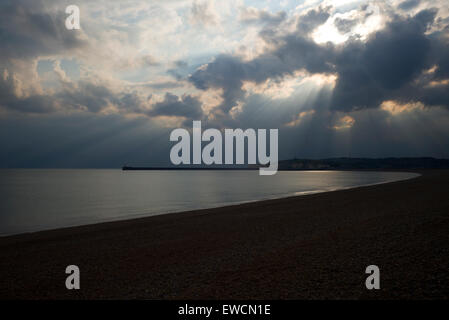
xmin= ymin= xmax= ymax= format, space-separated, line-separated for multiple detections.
xmin=116 ymin=55 xmax=160 ymax=70
xmin=398 ymin=0 xmax=421 ymax=11
xmin=189 ymin=1 xmax=219 ymax=26
xmin=330 ymin=8 xmax=446 ymax=111
xmin=1 ymin=0 xmax=449 ymax=167
xmin=296 ymin=5 xmax=331 ymax=34
xmin=334 ymin=17 xmax=358 ymax=34
xmin=189 ymin=34 xmax=333 ymax=113
xmin=0 ymin=0 xmax=87 ymax=60
xmin=239 ymin=7 xmax=287 ymax=26
xmin=56 ymin=80 xmax=119 ymax=113
xmin=190 ymin=6 xmax=449 ymax=117
xmin=1 ymin=68 xmax=145 ymax=115
xmin=147 ymin=93 xmax=204 ymax=120
xmin=188 ymin=6 xmax=335 ymax=114
xmin=0 ymin=69 xmax=57 ymax=113
xmin=332 ymin=115 xmax=355 ymax=130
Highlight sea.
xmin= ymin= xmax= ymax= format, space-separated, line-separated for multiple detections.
xmin=0 ymin=169 xmax=419 ymax=236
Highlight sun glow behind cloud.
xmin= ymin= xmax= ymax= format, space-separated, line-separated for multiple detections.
xmin=312 ymin=2 xmax=385 ymax=44
xmin=380 ymin=100 xmax=426 ymax=115
xmin=333 ymin=115 xmax=355 ymax=130
xmin=312 ymin=19 xmax=348 ymax=44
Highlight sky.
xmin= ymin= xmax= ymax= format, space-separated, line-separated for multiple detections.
xmin=0 ymin=0 xmax=449 ymax=168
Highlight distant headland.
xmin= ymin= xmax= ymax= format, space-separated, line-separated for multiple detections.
xmin=123 ymin=157 xmax=449 ymax=171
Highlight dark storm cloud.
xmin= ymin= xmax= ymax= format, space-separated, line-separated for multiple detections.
xmin=296 ymin=6 xmax=331 ymax=34
xmin=147 ymin=93 xmax=203 ymax=120
xmin=190 ymin=7 xmax=449 ymax=115
xmin=189 ymin=55 xmax=246 ymax=113
xmin=116 ymin=91 xmax=144 ymax=112
xmin=0 ymin=0 xmax=86 ymax=60
xmin=189 ymin=38 xmax=333 ymax=112
xmin=189 ymin=6 xmax=334 ymax=113
xmin=330 ymin=8 xmax=441 ymax=110
xmin=56 ymin=81 xmax=119 ymax=113
xmin=429 ymin=32 xmax=449 ymax=80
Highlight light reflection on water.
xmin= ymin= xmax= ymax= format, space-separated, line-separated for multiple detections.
xmin=0 ymin=169 xmax=419 ymax=235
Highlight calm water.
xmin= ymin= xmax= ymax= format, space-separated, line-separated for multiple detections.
xmin=0 ymin=169 xmax=418 ymax=236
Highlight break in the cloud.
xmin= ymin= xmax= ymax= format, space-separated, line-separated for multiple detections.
xmin=1 ymin=0 xmax=449 ymax=167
